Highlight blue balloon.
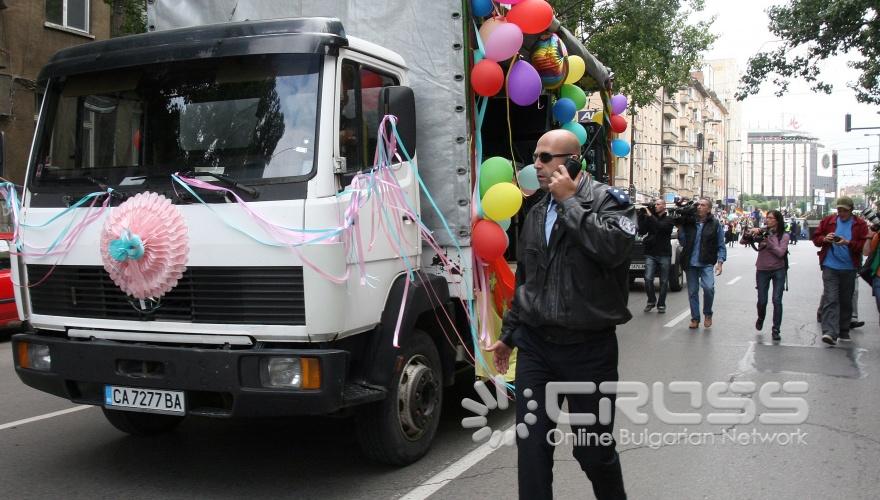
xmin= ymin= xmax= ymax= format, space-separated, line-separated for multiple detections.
xmin=471 ymin=0 xmax=493 ymax=17
xmin=561 ymin=121 xmax=587 ymax=146
xmin=552 ymin=98 xmax=577 ymax=124
xmin=517 ymin=164 xmax=540 ymax=191
xmin=611 ymin=139 xmax=631 ymax=157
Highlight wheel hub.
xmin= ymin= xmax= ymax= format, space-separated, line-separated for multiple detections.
xmin=397 ymin=354 xmax=439 ymax=441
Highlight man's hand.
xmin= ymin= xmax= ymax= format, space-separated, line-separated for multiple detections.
xmin=824 ymin=233 xmax=837 ymax=243
xmin=485 ymin=340 xmax=512 ymax=375
xmin=835 ymin=238 xmax=850 ymax=246
xmin=750 ymin=228 xmax=762 ymax=236
xmin=715 ymin=262 xmax=723 ymax=276
xmin=548 ymin=165 xmax=578 ymax=202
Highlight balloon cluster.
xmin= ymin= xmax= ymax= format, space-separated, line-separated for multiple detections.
xmin=607 ymin=94 xmax=631 ymax=157
xmin=472 ymin=156 xmax=524 ymax=261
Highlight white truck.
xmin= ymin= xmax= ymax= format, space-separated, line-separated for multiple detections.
xmin=11 ymin=0 xmax=613 ymax=465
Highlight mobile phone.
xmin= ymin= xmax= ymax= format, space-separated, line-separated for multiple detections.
xmin=833 ymin=235 xmax=842 ymax=242
xmin=564 ymin=156 xmax=581 ymax=180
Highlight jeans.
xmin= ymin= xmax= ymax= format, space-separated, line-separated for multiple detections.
xmin=820 ymin=267 xmax=856 ymax=339
xmin=644 ymin=255 xmax=670 ymax=307
xmin=756 ymin=268 xmax=786 ymax=330
xmin=873 ymin=276 xmax=880 ymax=326
xmin=686 ymin=265 xmax=715 ymax=320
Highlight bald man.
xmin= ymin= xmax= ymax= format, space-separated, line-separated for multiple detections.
xmin=488 ymin=129 xmax=635 ymax=499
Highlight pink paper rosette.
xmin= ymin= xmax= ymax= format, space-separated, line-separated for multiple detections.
xmin=100 ymin=192 xmax=189 ymax=299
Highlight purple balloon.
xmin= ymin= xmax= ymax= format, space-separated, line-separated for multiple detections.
xmin=611 ymin=94 xmax=628 ymax=115
xmin=484 ymin=23 xmax=524 ymax=62
xmin=507 ymin=60 xmax=542 ymax=106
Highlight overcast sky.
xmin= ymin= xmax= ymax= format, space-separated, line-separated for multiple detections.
xmin=700 ymin=0 xmax=880 ymax=187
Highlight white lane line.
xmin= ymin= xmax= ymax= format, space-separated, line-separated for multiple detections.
xmin=400 ymin=424 xmax=515 ymax=500
xmin=664 ymin=309 xmax=691 ymax=328
xmin=0 ymin=405 xmax=92 ymax=431
xmin=726 ymin=276 xmax=742 ymax=285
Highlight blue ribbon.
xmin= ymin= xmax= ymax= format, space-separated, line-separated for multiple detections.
xmin=108 ymin=230 xmax=144 ymax=262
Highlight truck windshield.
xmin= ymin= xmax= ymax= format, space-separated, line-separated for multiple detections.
xmin=30 ymin=54 xmax=321 ymax=196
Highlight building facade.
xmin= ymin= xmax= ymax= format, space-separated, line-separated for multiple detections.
xmin=0 ymin=0 xmax=112 ymax=184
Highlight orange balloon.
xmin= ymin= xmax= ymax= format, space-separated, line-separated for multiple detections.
xmin=479 ymin=17 xmax=505 ymax=46
xmin=471 ymin=59 xmax=504 ymax=96
xmin=507 ymin=0 xmax=553 ymax=35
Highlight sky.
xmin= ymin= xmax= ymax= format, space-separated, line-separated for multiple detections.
xmin=699 ymin=0 xmax=880 ymax=188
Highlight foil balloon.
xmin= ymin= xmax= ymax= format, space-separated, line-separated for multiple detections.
xmin=529 ymin=34 xmax=568 ymax=89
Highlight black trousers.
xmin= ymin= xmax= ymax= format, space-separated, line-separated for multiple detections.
xmin=514 ymin=325 xmax=627 ymax=500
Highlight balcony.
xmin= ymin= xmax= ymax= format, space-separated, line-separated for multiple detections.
xmin=678 ymin=164 xmax=690 ymax=176
xmin=662 ymin=156 xmax=679 ymax=168
xmin=662 ymin=130 xmax=678 ymax=144
xmin=663 ymin=101 xmax=679 ymax=117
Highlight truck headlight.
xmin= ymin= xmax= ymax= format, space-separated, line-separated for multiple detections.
xmin=17 ymin=342 xmax=51 ymax=371
xmin=260 ymin=357 xmax=320 ymax=389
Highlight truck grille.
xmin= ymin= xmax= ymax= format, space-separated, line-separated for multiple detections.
xmin=27 ymin=265 xmax=305 ymax=325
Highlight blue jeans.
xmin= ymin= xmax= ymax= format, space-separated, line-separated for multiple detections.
xmin=873 ymin=276 xmax=880 ymax=327
xmin=686 ymin=265 xmax=715 ymax=320
xmin=644 ymin=255 xmax=671 ymax=307
xmin=756 ymin=268 xmax=786 ymax=330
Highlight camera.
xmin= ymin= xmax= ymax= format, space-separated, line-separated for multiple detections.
xmin=668 ymin=197 xmax=697 ymax=225
xmin=742 ymin=229 xmax=770 ymax=245
xmin=863 ymin=207 xmax=880 ymax=231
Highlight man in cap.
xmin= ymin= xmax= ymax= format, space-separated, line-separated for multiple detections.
xmin=812 ymin=196 xmax=869 ymax=345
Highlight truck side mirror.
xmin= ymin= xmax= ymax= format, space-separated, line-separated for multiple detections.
xmin=377 ymin=86 xmax=416 ymax=159
xmin=0 ymin=131 xmax=5 ymax=179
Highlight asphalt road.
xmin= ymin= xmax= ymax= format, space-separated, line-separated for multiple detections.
xmin=1 ymin=241 xmax=878 ymax=499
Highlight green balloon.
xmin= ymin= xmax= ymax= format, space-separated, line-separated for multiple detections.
xmin=561 ymin=121 xmax=587 ymax=145
xmin=560 ymin=84 xmax=587 ymax=110
xmin=479 ymin=156 xmax=514 ymax=198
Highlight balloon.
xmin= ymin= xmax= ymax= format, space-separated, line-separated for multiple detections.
xmin=552 ymin=98 xmax=577 ymax=123
xmin=561 ymin=121 xmax=587 ymax=146
xmin=472 ymin=220 xmax=508 ymax=261
xmin=479 ymin=17 xmax=504 ymax=46
xmin=479 ymin=156 xmax=514 ymax=197
xmin=610 ymin=94 xmax=628 ymax=115
xmin=611 ymin=139 xmax=631 ymax=157
xmin=484 ymin=22 xmax=523 ymax=62
xmin=507 ymin=60 xmax=542 ymax=106
xmin=471 ymin=0 xmax=493 ymax=17
xmin=529 ymin=33 xmax=568 ymax=89
xmin=564 ymin=55 xmax=586 ymax=84
xmin=517 ymin=164 xmax=540 ymax=191
xmin=592 ymin=110 xmax=604 ymax=124
xmin=522 ymin=187 xmax=538 ymax=197
xmin=473 ymin=49 xmax=484 ymax=64
xmin=610 ymin=114 xmax=628 ymax=133
xmin=498 ymin=218 xmax=512 ymax=231
xmin=559 ymin=83 xmax=587 ymax=110
xmin=471 ymin=59 xmax=504 ymax=96
xmin=507 ymin=0 xmax=553 ymax=35
xmin=482 ymin=183 xmax=523 ymax=221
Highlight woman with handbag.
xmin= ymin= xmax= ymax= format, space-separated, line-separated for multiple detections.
xmin=742 ymin=210 xmax=789 ymax=341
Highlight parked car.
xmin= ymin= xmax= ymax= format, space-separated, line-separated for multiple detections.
xmin=0 ymin=239 xmax=21 ymax=334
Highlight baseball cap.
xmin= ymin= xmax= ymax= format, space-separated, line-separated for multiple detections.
xmin=835 ymin=196 xmax=854 ymax=210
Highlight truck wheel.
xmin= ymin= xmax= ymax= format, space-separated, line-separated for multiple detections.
xmin=101 ymin=408 xmax=184 ymax=436
xmin=670 ymin=261 xmax=683 ymax=292
xmin=356 ymin=329 xmax=442 ymax=465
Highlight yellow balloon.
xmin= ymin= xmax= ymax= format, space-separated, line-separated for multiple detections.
xmin=482 ymin=182 xmax=523 ymax=221
xmin=564 ymin=55 xmax=586 ymax=84
xmin=592 ymin=110 xmax=604 ymax=124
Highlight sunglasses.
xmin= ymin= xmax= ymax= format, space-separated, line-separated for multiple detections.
xmin=532 ymin=152 xmax=572 ymax=163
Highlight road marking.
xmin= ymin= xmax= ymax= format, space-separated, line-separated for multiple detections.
xmin=727 ymin=276 xmax=742 ymax=285
xmin=664 ymin=309 xmax=691 ymax=328
xmin=0 ymin=405 xmax=92 ymax=431
xmin=400 ymin=424 xmax=515 ymax=500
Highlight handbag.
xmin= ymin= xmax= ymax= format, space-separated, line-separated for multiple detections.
xmin=859 ymin=243 xmax=880 ymax=285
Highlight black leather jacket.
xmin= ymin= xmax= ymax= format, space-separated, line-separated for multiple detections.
xmin=500 ymin=179 xmax=636 ymax=346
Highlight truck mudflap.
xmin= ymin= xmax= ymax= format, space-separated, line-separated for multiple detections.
xmin=11 ymin=333 xmax=386 ymax=418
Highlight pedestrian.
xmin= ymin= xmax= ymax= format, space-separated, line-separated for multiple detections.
xmin=487 ymin=128 xmax=633 ymax=500
xmin=864 ymin=221 xmax=880 ymax=327
xmin=742 ymin=210 xmax=789 ymax=341
xmin=812 ymin=196 xmax=869 ymax=345
xmin=678 ymin=197 xmax=727 ymax=329
xmin=638 ymin=198 xmax=674 ymax=313
xmin=790 ymin=220 xmax=799 ymax=245
xmin=725 ymin=223 xmax=735 ymax=248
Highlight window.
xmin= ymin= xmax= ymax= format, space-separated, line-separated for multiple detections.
xmin=338 ymin=61 xmax=398 ymax=172
xmin=46 ymin=0 xmax=89 ymax=33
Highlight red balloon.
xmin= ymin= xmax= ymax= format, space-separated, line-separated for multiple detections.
xmin=507 ymin=0 xmax=553 ymax=35
xmin=610 ymin=114 xmax=628 ymax=133
xmin=472 ymin=220 xmax=508 ymax=261
xmin=471 ymin=59 xmax=505 ymax=97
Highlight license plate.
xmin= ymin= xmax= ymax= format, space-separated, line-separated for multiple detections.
xmin=104 ymin=385 xmax=185 ymax=415
xmin=630 ymin=263 xmax=646 ymax=270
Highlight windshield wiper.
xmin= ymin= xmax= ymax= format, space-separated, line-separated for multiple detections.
xmin=181 ymin=171 xmax=260 ymax=198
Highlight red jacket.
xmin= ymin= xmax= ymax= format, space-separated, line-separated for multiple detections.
xmin=811 ymin=214 xmax=868 ymax=268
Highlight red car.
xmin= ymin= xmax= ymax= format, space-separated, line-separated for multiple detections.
xmin=0 ymin=236 xmax=21 ymax=331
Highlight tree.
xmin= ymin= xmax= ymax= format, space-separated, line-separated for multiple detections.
xmin=865 ymin=162 xmax=880 ymax=203
xmin=550 ymin=0 xmax=716 ymax=109
xmin=105 ymin=0 xmax=147 ymax=37
xmin=736 ymin=0 xmax=880 ymax=105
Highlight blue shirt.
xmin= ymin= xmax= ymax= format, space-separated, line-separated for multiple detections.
xmin=545 ymin=199 xmax=557 ymax=245
xmin=824 ymin=216 xmax=854 ymax=270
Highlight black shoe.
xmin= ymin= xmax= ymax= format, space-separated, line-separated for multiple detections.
xmin=771 ymin=328 xmax=781 ymax=341
xmin=644 ymin=303 xmax=655 ymax=312
xmin=822 ymin=334 xmax=837 ymax=346
xmin=850 ymin=321 xmax=865 ymax=329
xmin=657 ymin=306 xmax=666 ymax=313
xmin=839 ymin=330 xmax=852 ymax=341
xmin=756 ymin=318 xmax=764 ymax=330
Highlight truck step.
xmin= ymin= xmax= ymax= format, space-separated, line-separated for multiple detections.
xmin=342 ymin=382 xmax=387 ymax=406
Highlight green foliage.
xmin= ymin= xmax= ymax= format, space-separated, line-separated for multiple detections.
xmin=105 ymin=0 xmax=146 ymax=37
xmin=865 ymin=163 xmax=880 ymax=201
xmin=550 ymin=0 xmax=716 ymax=109
xmin=737 ymin=0 xmax=880 ymax=105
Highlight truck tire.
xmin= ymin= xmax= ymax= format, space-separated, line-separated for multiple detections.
xmin=670 ymin=260 xmax=683 ymax=292
xmin=101 ymin=408 xmax=184 ymax=436
xmin=356 ymin=329 xmax=442 ymax=465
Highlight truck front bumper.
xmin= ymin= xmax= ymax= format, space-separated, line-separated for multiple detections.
xmin=12 ymin=333 xmax=384 ymax=417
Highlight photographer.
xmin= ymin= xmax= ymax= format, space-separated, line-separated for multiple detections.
xmin=742 ymin=210 xmax=789 ymax=341
xmin=638 ymin=199 xmax=675 ymax=313
xmin=863 ymin=206 xmax=880 ymax=327
xmin=812 ymin=197 xmax=869 ymax=346
xmin=678 ymin=197 xmax=726 ymax=329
